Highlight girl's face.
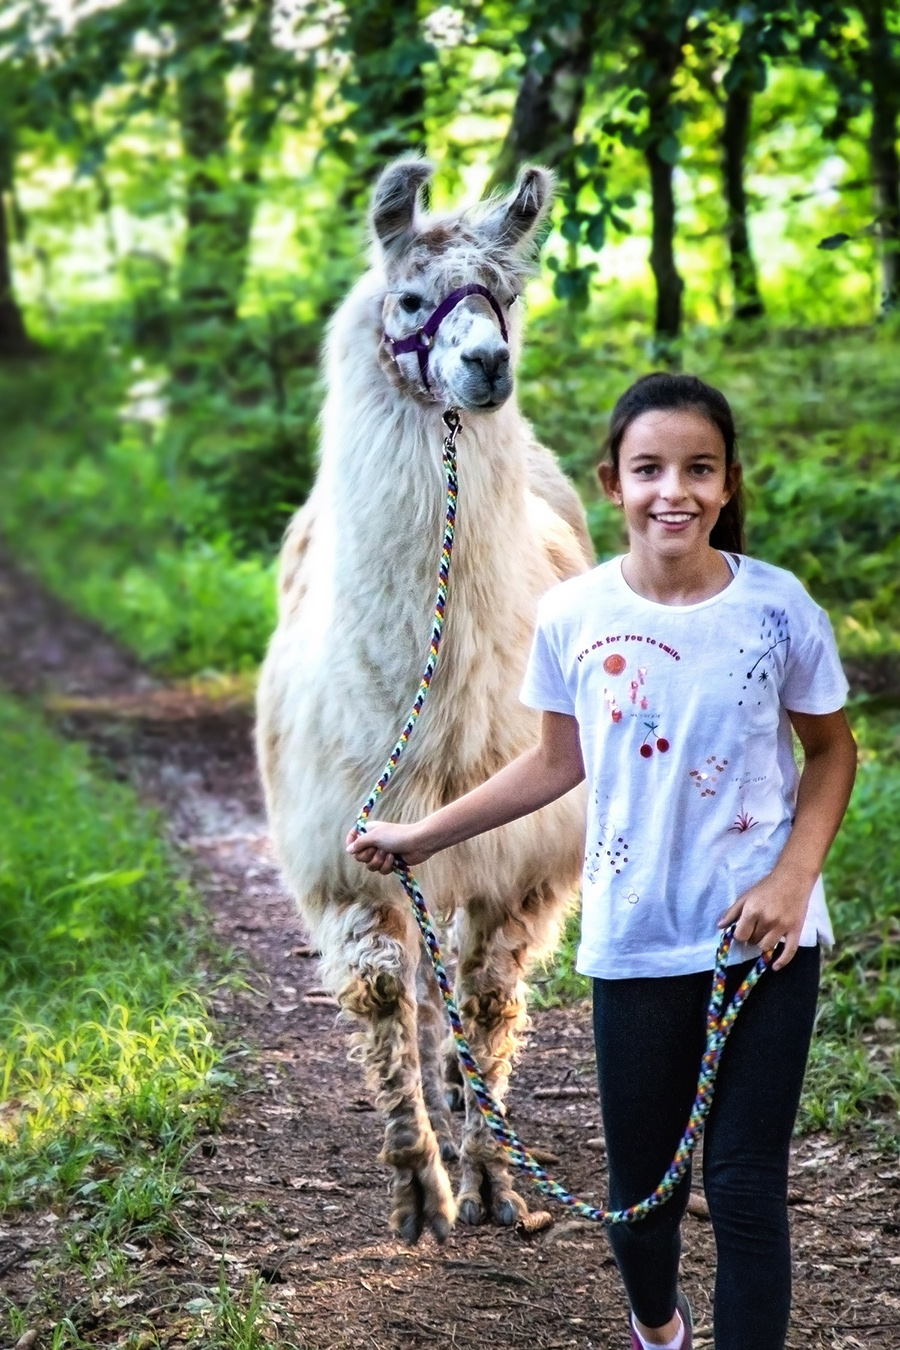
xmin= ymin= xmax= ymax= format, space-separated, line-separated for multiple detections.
xmin=599 ymin=408 xmax=739 ymax=558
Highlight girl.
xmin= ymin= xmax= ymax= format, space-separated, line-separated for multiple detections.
xmin=346 ymin=373 xmax=857 ymax=1350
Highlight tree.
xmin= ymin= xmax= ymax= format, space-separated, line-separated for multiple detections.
xmin=0 ymin=7 xmax=44 ymax=358
xmin=860 ymin=0 xmax=900 ymax=308
xmin=327 ymin=0 xmax=435 ymax=203
xmin=805 ymin=0 xmax=900 ymax=312
xmin=0 ymin=109 xmax=33 ymax=358
xmin=720 ymin=22 xmax=767 ymax=320
xmin=485 ymin=0 xmax=599 ymax=194
xmin=172 ymin=0 xmax=317 ymax=329
xmin=632 ymin=3 xmax=693 ymax=344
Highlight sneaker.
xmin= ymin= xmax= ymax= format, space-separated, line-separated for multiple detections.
xmin=629 ymin=1290 xmax=693 ymax=1349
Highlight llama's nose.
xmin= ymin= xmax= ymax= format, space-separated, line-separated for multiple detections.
xmin=461 ymin=344 xmax=511 ymax=384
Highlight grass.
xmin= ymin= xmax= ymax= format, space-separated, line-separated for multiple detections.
xmin=530 ymin=700 xmax=900 ymax=1135
xmin=0 ymin=693 xmax=230 ymax=1214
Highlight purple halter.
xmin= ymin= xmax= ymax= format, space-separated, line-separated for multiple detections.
xmin=383 ymin=283 xmax=509 ymax=393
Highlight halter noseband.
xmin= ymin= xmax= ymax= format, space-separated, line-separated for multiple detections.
xmin=383 ymin=283 xmax=509 ymax=394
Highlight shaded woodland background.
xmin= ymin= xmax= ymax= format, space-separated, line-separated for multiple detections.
xmin=1 ymin=0 xmax=899 ymax=676
xmin=2 ymin=1 xmax=900 ymax=1296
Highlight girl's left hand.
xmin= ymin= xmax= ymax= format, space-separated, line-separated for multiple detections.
xmin=717 ymin=871 xmax=813 ymax=970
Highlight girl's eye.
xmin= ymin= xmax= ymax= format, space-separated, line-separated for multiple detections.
xmin=399 ymin=292 xmax=424 ymax=313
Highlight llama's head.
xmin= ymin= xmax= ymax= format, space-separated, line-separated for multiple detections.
xmin=371 ymin=158 xmax=552 ymax=414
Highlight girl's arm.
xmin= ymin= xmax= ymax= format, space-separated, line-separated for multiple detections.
xmin=346 ymin=711 xmax=585 ymax=874
xmin=718 ymin=708 xmax=857 ymax=969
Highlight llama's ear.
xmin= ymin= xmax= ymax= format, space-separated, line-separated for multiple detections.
xmin=371 ymin=157 xmax=434 ymax=256
xmin=480 ymin=166 xmax=554 ymax=252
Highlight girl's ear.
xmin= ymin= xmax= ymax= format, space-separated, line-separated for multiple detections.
xmin=598 ymin=462 xmax=622 ymax=506
xmin=723 ymin=460 xmax=743 ymax=503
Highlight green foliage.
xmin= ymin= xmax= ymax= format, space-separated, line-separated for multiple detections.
xmin=0 ymin=339 xmax=280 ymax=673
xmin=520 ymin=311 xmax=900 ymax=660
xmin=0 ymin=694 xmax=228 ymax=1210
xmin=799 ymin=705 xmax=900 ymax=1130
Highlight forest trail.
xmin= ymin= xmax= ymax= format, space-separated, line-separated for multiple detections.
xmin=1 ymin=547 xmax=898 ymax=1350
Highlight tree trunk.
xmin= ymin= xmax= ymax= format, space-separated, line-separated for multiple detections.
xmin=0 ymin=188 xmax=32 ymax=359
xmin=175 ymin=0 xmax=244 ymax=327
xmin=722 ymin=77 xmax=764 ymax=320
xmin=861 ymin=0 xmax=900 ymax=311
xmin=638 ymin=20 xmax=688 ymax=344
xmin=486 ymin=7 xmax=599 ymax=194
xmin=645 ymin=138 xmax=683 ymax=341
xmin=340 ymin=0 xmax=428 ymax=196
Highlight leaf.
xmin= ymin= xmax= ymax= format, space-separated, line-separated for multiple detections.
xmin=560 ymin=215 xmax=582 ymax=243
xmin=817 ymin=233 xmax=853 ymax=250
xmin=586 ymin=214 xmax=606 ymax=252
xmin=657 ymin=135 xmax=681 ymax=165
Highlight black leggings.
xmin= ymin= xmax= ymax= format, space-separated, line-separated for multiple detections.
xmin=592 ymin=946 xmax=820 ymax=1350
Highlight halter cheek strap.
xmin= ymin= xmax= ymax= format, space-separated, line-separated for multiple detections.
xmin=383 ymin=283 xmax=510 ymax=393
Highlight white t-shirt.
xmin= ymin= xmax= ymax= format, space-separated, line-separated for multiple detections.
xmin=520 ymin=554 xmax=849 ymax=979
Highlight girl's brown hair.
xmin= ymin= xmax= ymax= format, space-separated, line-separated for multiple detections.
xmin=605 ymin=372 xmax=746 ymax=553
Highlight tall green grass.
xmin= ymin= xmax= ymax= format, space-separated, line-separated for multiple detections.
xmin=0 ymin=695 xmax=229 ymax=1213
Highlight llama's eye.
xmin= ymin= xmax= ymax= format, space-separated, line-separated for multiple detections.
xmin=398 ymin=292 xmax=424 ymax=314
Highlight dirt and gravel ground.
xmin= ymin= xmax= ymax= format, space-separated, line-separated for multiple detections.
xmin=1 ymin=547 xmax=899 ymax=1350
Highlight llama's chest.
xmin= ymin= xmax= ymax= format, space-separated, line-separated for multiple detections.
xmin=264 ymin=539 xmax=540 ymax=779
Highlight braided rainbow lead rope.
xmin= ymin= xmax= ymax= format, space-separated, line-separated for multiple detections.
xmin=356 ymin=408 xmax=773 ymax=1224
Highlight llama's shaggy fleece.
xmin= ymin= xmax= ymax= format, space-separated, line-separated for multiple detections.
xmin=257 ymin=158 xmax=593 ymax=1243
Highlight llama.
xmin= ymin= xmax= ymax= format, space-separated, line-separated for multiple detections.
xmin=256 ymin=158 xmax=593 ymax=1244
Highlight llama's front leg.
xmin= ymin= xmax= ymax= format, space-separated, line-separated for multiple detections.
xmin=454 ymin=904 xmax=530 ymax=1227
xmin=337 ymin=902 xmax=456 ymax=1244
xmin=416 ymin=952 xmax=459 ymax=1162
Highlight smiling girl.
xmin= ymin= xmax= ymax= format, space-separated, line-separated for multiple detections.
xmin=347 ymin=372 xmax=857 ymax=1350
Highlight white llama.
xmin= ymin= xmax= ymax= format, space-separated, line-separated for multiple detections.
xmin=256 ymin=158 xmax=593 ymax=1244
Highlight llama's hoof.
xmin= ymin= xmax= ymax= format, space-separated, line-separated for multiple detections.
xmin=445 ymin=1084 xmax=465 ymax=1113
xmin=389 ymin=1159 xmax=456 ymax=1246
xmin=492 ymin=1188 xmax=528 ymax=1227
xmin=456 ymin=1191 xmax=487 ymax=1226
xmin=439 ymin=1138 xmax=459 ymax=1163
xmin=392 ymin=1200 xmax=425 ymax=1246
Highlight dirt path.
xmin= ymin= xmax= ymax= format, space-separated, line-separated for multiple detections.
xmin=1 ymin=548 xmax=898 ymax=1350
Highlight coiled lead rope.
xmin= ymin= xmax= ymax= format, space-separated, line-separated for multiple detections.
xmin=356 ymin=408 xmax=772 ymax=1224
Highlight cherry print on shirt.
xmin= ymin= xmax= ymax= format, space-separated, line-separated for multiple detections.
xmin=689 ymin=755 xmax=729 ymax=797
xmin=639 ymin=718 xmax=670 ymax=758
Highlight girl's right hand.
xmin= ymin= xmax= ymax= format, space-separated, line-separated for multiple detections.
xmin=345 ymin=822 xmax=432 ymax=874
